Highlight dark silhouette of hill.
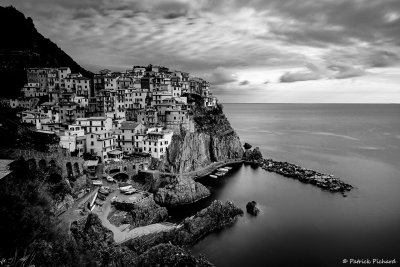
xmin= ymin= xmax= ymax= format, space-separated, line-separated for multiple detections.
xmin=0 ymin=6 xmax=93 ymax=98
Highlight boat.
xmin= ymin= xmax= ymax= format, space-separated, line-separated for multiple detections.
xmin=215 ymin=172 xmax=225 ymax=177
xmin=225 ymin=166 xmax=232 ymax=170
xmin=120 ymin=185 xmax=133 ymax=192
xmin=92 ymin=180 xmax=103 ymax=186
xmin=97 ymin=194 xmax=106 ymax=201
xmin=124 ymin=189 xmax=136 ymax=195
xmin=217 ymin=168 xmax=229 ymax=172
xmin=106 ymin=176 xmax=116 ymax=183
xmin=95 ymin=199 xmax=104 ymax=206
xmin=99 ymin=188 xmax=109 ymax=195
xmin=209 ymin=174 xmax=218 ymax=179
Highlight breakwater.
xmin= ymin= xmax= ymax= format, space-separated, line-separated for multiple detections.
xmin=257 ymin=158 xmax=353 ymax=194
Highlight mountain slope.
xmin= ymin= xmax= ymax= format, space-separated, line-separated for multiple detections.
xmin=0 ymin=6 xmax=93 ymax=98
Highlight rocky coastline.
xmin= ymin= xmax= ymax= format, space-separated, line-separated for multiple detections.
xmin=124 ymin=200 xmax=243 ymax=252
xmin=70 ymin=200 xmax=243 ymax=266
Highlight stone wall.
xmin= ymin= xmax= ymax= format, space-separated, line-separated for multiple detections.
xmin=0 ymin=148 xmax=86 ymax=178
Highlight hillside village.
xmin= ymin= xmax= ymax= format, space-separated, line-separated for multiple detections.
xmin=0 ymin=65 xmax=218 ymax=163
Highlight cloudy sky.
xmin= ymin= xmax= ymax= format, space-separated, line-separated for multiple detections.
xmin=2 ymin=0 xmax=400 ymax=103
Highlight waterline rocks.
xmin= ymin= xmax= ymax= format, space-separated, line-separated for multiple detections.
xmin=246 ymin=201 xmax=260 ymax=216
xmin=260 ymin=159 xmax=353 ymax=193
xmin=136 ymin=243 xmax=213 ymax=267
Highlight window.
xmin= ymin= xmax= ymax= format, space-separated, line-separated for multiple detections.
xmin=154 ymin=148 xmax=157 ymax=152
xmin=91 ymin=141 xmax=94 ymax=145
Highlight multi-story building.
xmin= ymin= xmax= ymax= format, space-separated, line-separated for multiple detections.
xmin=86 ymin=130 xmax=117 ymax=161
xmin=75 ymin=117 xmax=113 ymax=134
xmin=22 ymin=83 xmax=42 ymax=98
xmin=18 ymin=111 xmax=52 ymax=126
xmin=59 ymin=125 xmax=86 ymax=156
xmin=115 ymin=121 xmax=146 ymax=152
xmin=137 ymin=107 xmax=158 ymax=127
xmin=59 ymin=102 xmax=86 ymax=124
xmin=141 ymin=128 xmax=173 ymax=159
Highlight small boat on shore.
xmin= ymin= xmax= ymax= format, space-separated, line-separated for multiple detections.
xmin=209 ymin=174 xmax=218 ymax=179
xmin=218 ymin=168 xmax=229 ymax=172
xmin=215 ymin=172 xmax=225 ymax=177
xmin=225 ymin=166 xmax=233 ymax=170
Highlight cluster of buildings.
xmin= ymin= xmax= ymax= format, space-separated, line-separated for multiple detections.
xmin=0 ymin=65 xmax=218 ymax=162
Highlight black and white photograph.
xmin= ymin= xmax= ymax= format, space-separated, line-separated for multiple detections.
xmin=0 ymin=0 xmax=399 ymax=266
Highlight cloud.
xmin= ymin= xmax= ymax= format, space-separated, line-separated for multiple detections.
xmin=239 ymin=80 xmax=249 ymax=86
xmin=207 ymin=67 xmax=238 ymax=85
xmin=367 ymin=50 xmax=400 ymax=67
xmin=280 ymin=62 xmax=365 ymax=83
xmin=280 ymin=71 xmax=321 ymax=83
xmin=328 ymin=63 xmax=365 ymax=79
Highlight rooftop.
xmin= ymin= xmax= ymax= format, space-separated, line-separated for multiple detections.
xmin=76 ymin=117 xmax=107 ymax=121
xmin=107 ymin=150 xmax=123 ymax=155
xmin=120 ymin=121 xmax=141 ymax=130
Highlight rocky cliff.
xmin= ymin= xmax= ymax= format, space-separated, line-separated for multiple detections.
xmin=162 ymin=102 xmax=243 ymax=173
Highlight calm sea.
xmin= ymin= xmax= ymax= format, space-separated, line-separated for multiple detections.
xmin=170 ymin=104 xmax=400 ymax=267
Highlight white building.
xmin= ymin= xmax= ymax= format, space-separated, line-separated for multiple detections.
xmin=86 ymin=130 xmax=117 ymax=161
xmin=59 ymin=125 xmax=86 ymax=157
xmin=141 ymin=128 xmax=173 ymax=159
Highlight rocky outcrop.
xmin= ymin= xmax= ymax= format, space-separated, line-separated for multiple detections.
xmin=136 ymin=244 xmax=213 ymax=267
xmin=178 ymin=200 xmax=244 ymax=244
xmin=154 ymin=177 xmax=210 ymax=207
xmin=70 ymin=213 xmax=137 ymax=266
xmin=109 ymin=193 xmax=168 ymax=228
xmin=125 ymin=200 xmax=243 ymax=252
xmin=244 ymin=147 xmax=263 ymax=161
xmin=246 ymin=201 xmax=260 ymax=216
